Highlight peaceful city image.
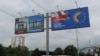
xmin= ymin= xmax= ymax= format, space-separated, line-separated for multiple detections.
xmin=0 ymin=0 xmax=100 ymax=56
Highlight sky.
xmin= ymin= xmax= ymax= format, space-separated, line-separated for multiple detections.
xmin=0 ymin=0 xmax=100 ymax=51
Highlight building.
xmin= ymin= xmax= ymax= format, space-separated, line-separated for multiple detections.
xmin=11 ymin=36 xmax=25 ymax=48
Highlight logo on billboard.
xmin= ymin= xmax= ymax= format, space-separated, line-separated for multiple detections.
xmin=51 ymin=7 xmax=90 ymax=30
xmin=51 ymin=11 xmax=69 ymax=29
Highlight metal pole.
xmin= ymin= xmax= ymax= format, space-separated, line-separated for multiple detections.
xmin=46 ymin=13 xmax=49 ymax=56
xmin=75 ymin=1 xmax=80 ymax=56
xmin=89 ymin=39 xmax=91 ymax=47
xmin=89 ymin=39 xmax=91 ymax=56
xmin=76 ymin=29 xmax=79 ymax=56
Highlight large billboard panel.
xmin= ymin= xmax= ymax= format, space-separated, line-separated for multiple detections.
xmin=51 ymin=7 xmax=90 ymax=30
xmin=15 ymin=14 xmax=44 ymax=34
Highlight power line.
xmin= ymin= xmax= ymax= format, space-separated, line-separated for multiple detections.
xmin=22 ymin=0 xmax=32 ymax=8
xmin=0 ymin=9 xmax=17 ymax=18
xmin=31 ymin=0 xmax=47 ymax=12
xmin=22 ymin=0 xmax=40 ymax=14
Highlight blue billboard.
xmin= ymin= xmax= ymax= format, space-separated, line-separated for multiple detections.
xmin=15 ymin=14 xmax=44 ymax=34
xmin=28 ymin=15 xmax=44 ymax=33
xmin=51 ymin=7 xmax=90 ymax=30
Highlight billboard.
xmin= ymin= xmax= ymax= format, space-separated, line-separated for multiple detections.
xmin=15 ymin=14 xmax=44 ymax=34
xmin=51 ymin=7 xmax=90 ymax=30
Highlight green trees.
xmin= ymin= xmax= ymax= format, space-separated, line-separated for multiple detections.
xmin=0 ymin=44 xmax=6 ymax=56
xmin=79 ymin=52 xmax=85 ymax=56
xmin=0 ymin=44 xmax=29 ymax=56
xmin=15 ymin=46 xmax=29 ymax=56
xmin=32 ymin=48 xmax=41 ymax=56
xmin=0 ymin=44 xmax=80 ymax=56
xmin=64 ymin=45 xmax=77 ymax=56
xmin=28 ymin=45 xmax=78 ymax=56
xmin=54 ymin=47 xmax=63 ymax=55
xmin=53 ymin=45 xmax=78 ymax=56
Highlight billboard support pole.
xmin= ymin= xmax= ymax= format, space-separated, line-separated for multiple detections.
xmin=46 ymin=12 xmax=49 ymax=56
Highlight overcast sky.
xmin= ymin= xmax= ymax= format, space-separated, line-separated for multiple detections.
xmin=0 ymin=0 xmax=100 ymax=51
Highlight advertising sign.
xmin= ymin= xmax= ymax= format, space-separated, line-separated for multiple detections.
xmin=15 ymin=14 xmax=44 ymax=34
xmin=51 ymin=7 xmax=90 ymax=30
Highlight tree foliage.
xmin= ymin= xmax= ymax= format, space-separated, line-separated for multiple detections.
xmin=32 ymin=48 xmax=41 ymax=56
xmin=79 ymin=52 xmax=85 ymax=56
xmin=0 ymin=44 xmax=29 ymax=56
xmin=54 ymin=47 xmax=63 ymax=55
xmin=0 ymin=44 xmax=6 ymax=56
xmin=64 ymin=45 xmax=77 ymax=56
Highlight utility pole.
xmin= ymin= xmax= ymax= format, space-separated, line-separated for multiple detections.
xmin=76 ymin=29 xmax=79 ymax=56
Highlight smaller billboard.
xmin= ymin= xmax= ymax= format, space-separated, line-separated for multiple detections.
xmin=51 ymin=7 xmax=90 ymax=31
xmin=15 ymin=14 xmax=44 ymax=34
